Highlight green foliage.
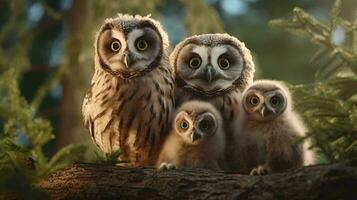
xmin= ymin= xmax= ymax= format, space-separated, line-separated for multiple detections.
xmin=270 ymin=0 xmax=357 ymax=162
xmin=0 ymin=69 xmax=86 ymax=195
xmin=92 ymin=149 xmax=128 ymax=165
xmin=0 ymin=0 xmax=87 ymax=186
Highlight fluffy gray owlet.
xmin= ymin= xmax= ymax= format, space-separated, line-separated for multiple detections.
xmin=157 ymin=101 xmax=225 ymax=170
xmin=170 ymin=33 xmax=255 ymax=169
xmin=233 ymin=80 xmax=314 ymax=175
xmin=82 ymin=14 xmax=174 ymax=166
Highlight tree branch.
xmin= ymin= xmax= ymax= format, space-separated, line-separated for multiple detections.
xmin=38 ymin=161 xmax=357 ymax=200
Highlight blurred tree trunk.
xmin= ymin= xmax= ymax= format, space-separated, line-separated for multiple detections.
xmin=57 ymin=0 xmax=93 ymax=149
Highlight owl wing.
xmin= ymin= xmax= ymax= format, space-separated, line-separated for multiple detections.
xmin=82 ymin=84 xmax=93 ymax=124
xmin=82 ymin=85 xmax=95 ymax=138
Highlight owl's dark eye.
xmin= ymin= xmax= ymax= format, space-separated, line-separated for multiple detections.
xmin=180 ymin=120 xmax=189 ymax=130
xmin=189 ymin=57 xmax=201 ymax=69
xmin=270 ymin=96 xmax=281 ymax=107
xmin=218 ymin=57 xmax=230 ymax=70
xmin=198 ymin=119 xmax=210 ymax=131
xmin=111 ymin=40 xmax=121 ymax=52
xmin=249 ymin=95 xmax=260 ymax=106
xmin=136 ymin=39 xmax=148 ymax=51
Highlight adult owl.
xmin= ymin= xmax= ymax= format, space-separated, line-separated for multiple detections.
xmin=233 ymin=80 xmax=314 ymax=174
xmin=82 ymin=14 xmax=174 ymax=166
xmin=170 ymin=33 xmax=255 ymax=169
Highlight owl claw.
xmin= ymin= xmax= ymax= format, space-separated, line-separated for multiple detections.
xmin=250 ymin=165 xmax=271 ymax=176
xmin=158 ymin=162 xmax=177 ymax=171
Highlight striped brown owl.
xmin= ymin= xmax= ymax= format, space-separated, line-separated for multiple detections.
xmin=170 ymin=34 xmax=255 ymax=170
xmin=82 ymin=14 xmax=174 ymax=167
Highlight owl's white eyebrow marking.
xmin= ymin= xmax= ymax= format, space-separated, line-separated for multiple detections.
xmin=192 ymin=46 xmax=208 ymax=66
xmin=110 ymin=30 xmax=126 ymax=53
xmin=192 ymin=46 xmax=207 ymax=56
xmin=127 ymin=29 xmax=145 ymax=55
xmin=128 ymin=29 xmax=144 ymax=41
xmin=111 ymin=30 xmax=125 ymax=41
xmin=211 ymin=46 xmax=227 ymax=65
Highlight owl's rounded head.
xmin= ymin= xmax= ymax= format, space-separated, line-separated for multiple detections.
xmin=95 ymin=14 xmax=169 ymax=78
xmin=174 ymin=101 xmax=222 ymax=145
xmin=242 ymin=80 xmax=292 ymax=121
xmin=170 ymin=33 xmax=255 ymax=94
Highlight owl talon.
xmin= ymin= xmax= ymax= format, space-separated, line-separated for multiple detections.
xmin=158 ymin=162 xmax=176 ymax=171
xmin=250 ymin=165 xmax=270 ymax=176
xmin=249 ymin=168 xmax=258 ymax=176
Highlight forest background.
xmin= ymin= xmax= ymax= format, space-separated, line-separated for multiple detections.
xmin=0 ymin=0 xmax=356 ymax=196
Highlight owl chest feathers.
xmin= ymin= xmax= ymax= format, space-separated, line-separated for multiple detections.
xmin=84 ymin=65 xmax=174 ymax=165
xmin=239 ymin=113 xmax=304 ymax=167
xmin=159 ymin=132 xmax=223 ymax=169
xmin=242 ymin=114 xmax=302 ymax=147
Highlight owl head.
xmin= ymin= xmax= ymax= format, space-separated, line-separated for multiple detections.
xmin=174 ymin=101 xmax=222 ymax=145
xmin=242 ymin=80 xmax=292 ymax=121
xmin=170 ymin=33 xmax=255 ymax=95
xmin=95 ymin=14 xmax=169 ymax=78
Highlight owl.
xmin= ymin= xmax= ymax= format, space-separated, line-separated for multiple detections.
xmin=82 ymin=14 xmax=174 ymax=167
xmin=170 ymin=33 xmax=255 ymax=169
xmin=233 ymin=80 xmax=314 ymax=175
xmin=157 ymin=101 xmax=225 ymax=170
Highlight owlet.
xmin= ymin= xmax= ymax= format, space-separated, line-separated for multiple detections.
xmin=157 ymin=101 xmax=225 ymax=170
xmin=233 ymin=80 xmax=314 ymax=175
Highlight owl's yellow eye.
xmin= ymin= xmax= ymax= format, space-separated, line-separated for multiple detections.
xmin=249 ymin=95 xmax=260 ymax=106
xmin=189 ymin=57 xmax=201 ymax=69
xmin=136 ymin=39 xmax=148 ymax=51
xmin=218 ymin=57 xmax=230 ymax=69
xmin=180 ymin=120 xmax=189 ymax=130
xmin=270 ymin=96 xmax=280 ymax=107
xmin=111 ymin=40 xmax=121 ymax=52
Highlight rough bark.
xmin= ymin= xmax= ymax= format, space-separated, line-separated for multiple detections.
xmin=38 ymin=161 xmax=357 ymax=200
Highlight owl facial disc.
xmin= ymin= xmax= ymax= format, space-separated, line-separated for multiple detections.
xmin=96 ymin=16 xmax=168 ymax=79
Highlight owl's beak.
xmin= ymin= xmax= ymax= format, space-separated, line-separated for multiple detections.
xmin=191 ymin=130 xmax=201 ymax=142
xmin=260 ymin=107 xmax=265 ymax=117
xmin=206 ymin=64 xmax=215 ymax=83
xmin=260 ymin=106 xmax=275 ymax=117
xmin=123 ymin=51 xmax=133 ymax=68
